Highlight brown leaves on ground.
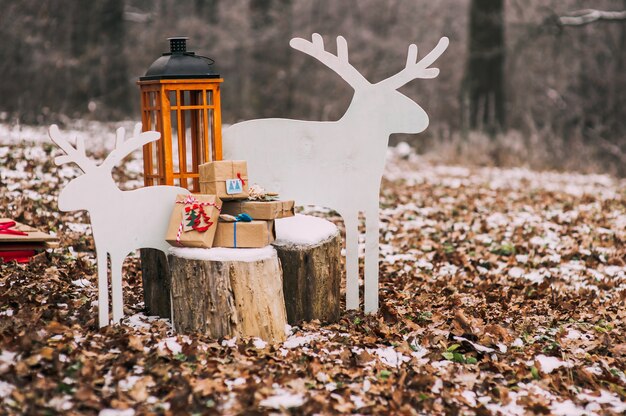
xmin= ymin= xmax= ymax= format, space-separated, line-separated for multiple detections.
xmin=0 ymin=139 xmax=625 ymax=415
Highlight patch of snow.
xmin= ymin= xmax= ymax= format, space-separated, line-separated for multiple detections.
xmin=99 ymin=409 xmax=135 ymax=416
xmin=274 ymin=214 xmax=338 ymax=246
xmin=72 ymin=279 xmax=92 ymax=288
xmin=524 ymin=270 xmax=547 ymax=284
xmin=0 ymin=309 xmax=14 ymax=317
xmin=351 ymin=394 xmax=366 ymax=409
xmin=550 ymin=400 xmax=588 ymax=416
xmin=383 ymin=253 xmax=415 ymax=265
xmin=511 ymin=338 xmax=524 ymax=348
xmin=535 ymin=354 xmax=573 ymax=374
xmin=259 ymin=388 xmax=305 ymax=409
xmin=461 ymin=390 xmax=477 ymax=407
xmin=118 ymin=375 xmax=141 ymax=391
xmin=432 ymin=378 xmax=443 ymax=394
xmin=283 ymin=333 xmax=319 ymax=349
xmin=585 ymin=364 xmax=602 ymax=376
xmin=0 ymin=380 xmax=15 ymax=398
xmin=66 ymin=222 xmax=91 ymax=233
xmin=225 ymin=377 xmax=246 ymax=390
xmin=221 ymin=337 xmax=237 ymax=348
xmin=565 ymin=329 xmax=582 ymax=340
xmin=370 ymin=346 xmax=410 ymax=368
xmin=49 ymin=395 xmax=74 ymax=411
xmin=252 ymin=338 xmax=267 ymax=349
xmin=416 ymin=259 xmax=434 ymax=270
xmin=124 ymin=313 xmax=160 ymax=330
xmin=515 ymin=254 xmax=529 ymax=264
xmin=578 ymin=390 xmax=626 ymax=414
xmin=169 ymin=246 xmax=276 ymax=262
xmin=362 ymin=379 xmax=371 ymax=393
xmin=157 ymin=337 xmax=183 ymax=355
xmin=508 ymin=267 xmax=525 ymax=279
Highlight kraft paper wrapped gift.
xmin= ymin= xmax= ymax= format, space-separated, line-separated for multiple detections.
xmin=166 ymin=194 xmax=222 ymax=248
xmin=212 ymin=220 xmax=276 ymax=248
xmin=199 ymin=160 xmax=249 ymax=200
xmin=221 ymin=200 xmax=295 ymax=220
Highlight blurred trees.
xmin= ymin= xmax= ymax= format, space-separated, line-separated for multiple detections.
xmin=0 ymin=0 xmax=624 ymax=174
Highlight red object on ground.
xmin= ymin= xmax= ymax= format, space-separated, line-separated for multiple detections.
xmin=0 ymin=250 xmax=36 ymax=263
xmin=0 ymin=221 xmax=28 ymax=236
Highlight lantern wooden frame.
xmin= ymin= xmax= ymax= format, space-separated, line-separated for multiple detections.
xmin=138 ymin=78 xmax=223 ymax=192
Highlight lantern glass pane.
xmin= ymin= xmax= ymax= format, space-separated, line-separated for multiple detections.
xmin=207 ymin=108 xmax=214 ymax=160
xmin=168 ymin=90 xmax=177 ymax=106
xmin=206 ymin=90 xmax=213 ymax=106
xmin=182 ymin=109 xmax=194 ymax=174
xmin=170 ymin=110 xmax=181 ymax=174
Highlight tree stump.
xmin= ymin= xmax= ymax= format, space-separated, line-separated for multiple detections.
xmin=167 ymin=246 xmax=287 ymax=342
xmin=140 ymin=248 xmax=171 ymax=319
xmin=273 ymin=215 xmax=342 ymax=325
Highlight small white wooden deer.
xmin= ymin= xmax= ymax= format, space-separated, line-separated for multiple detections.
xmin=49 ymin=124 xmax=188 ymax=327
xmin=223 ymin=34 xmax=448 ymax=313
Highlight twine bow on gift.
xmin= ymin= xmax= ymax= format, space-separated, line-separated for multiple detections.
xmin=237 ymin=172 xmax=246 ymax=186
xmin=0 ymin=221 xmax=28 ymax=236
xmin=175 ymin=195 xmax=221 ymax=247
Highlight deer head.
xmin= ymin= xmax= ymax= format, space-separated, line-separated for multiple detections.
xmin=289 ymin=34 xmax=449 ymax=134
xmin=49 ymin=124 xmax=160 ymax=212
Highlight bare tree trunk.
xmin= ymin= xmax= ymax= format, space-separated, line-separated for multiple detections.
xmin=462 ymin=0 xmax=506 ymax=133
xmin=140 ymin=248 xmax=171 ymax=319
xmin=273 ymin=231 xmax=342 ymax=324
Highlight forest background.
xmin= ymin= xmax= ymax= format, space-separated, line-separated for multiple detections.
xmin=0 ymin=0 xmax=624 ymax=176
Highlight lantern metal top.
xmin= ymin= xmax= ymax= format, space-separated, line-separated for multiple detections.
xmin=140 ymin=37 xmax=220 ymax=81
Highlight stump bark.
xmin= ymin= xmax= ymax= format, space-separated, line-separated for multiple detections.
xmin=273 ymin=228 xmax=342 ymax=325
xmin=168 ymin=247 xmax=287 ymax=342
xmin=140 ymin=248 xmax=171 ymax=319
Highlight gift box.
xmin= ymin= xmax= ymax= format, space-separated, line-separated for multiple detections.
xmin=221 ymin=200 xmax=295 ymax=220
xmin=0 ymin=219 xmax=58 ymax=263
xmin=212 ymin=220 xmax=276 ymax=248
xmin=199 ymin=160 xmax=249 ymax=200
xmin=166 ymin=194 xmax=222 ymax=248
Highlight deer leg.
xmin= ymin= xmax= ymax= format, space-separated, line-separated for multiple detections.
xmin=110 ymin=254 xmax=125 ymax=324
xmin=343 ymin=212 xmax=359 ymax=310
xmin=96 ymin=251 xmax=109 ymax=328
xmin=364 ymin=201 xmax=380 ymax=313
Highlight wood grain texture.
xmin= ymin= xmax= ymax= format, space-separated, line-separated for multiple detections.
xmin=140 ymin=249 xmax=171 ymax=319
xmin=167 ymin=249 xmax=287 ymax=342
xmin=273 ymin=231 xmax=342 ymax=325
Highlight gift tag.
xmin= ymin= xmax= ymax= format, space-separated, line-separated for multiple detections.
xmin=226 ymin=178 xmax=243 ymax=195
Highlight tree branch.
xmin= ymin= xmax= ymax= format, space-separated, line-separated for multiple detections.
xmin=558 ymin=9 xmax=626 ymax=27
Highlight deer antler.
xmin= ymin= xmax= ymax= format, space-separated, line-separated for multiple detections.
xmin=100 ymin=123 xmax=160 ymax=170
xmin=290 ymin=33 xmax=370 ymax=90
xmin=378 ymin=37 xmax=449 ymax=90
xmin=49 ymin=125 xmax=97 ymax=173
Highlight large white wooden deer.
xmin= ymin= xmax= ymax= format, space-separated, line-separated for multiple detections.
xmin=49 ymin=124 xmax=188 ymax=327
xmin=224 ymin=34 xmax=449 ymax=313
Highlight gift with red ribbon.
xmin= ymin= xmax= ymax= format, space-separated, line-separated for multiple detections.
xmin=166 ymin=194 xmax=222 ymax=248
xmin=198 ymin=160 xmax=249 ymax=200
xmin=0 ymin=218 xmax=59 ymax=264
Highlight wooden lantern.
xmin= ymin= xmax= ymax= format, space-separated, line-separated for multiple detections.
xmin=138 ymin=37 xmax=223 ymax=192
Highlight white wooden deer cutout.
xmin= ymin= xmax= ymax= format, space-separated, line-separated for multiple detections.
xmin=49 ymin=124 xmax=188 ymax=327
xmin=224 ymin=34 xmax=449 ymax=313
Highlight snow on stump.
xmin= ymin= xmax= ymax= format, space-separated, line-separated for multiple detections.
xmin=273 ymin=214 xmax=341 ymax=325
xmin=140 ymin=248 xmax=172 ymax=319
xmin=167 ymin=246 xmax=287 ymax=342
